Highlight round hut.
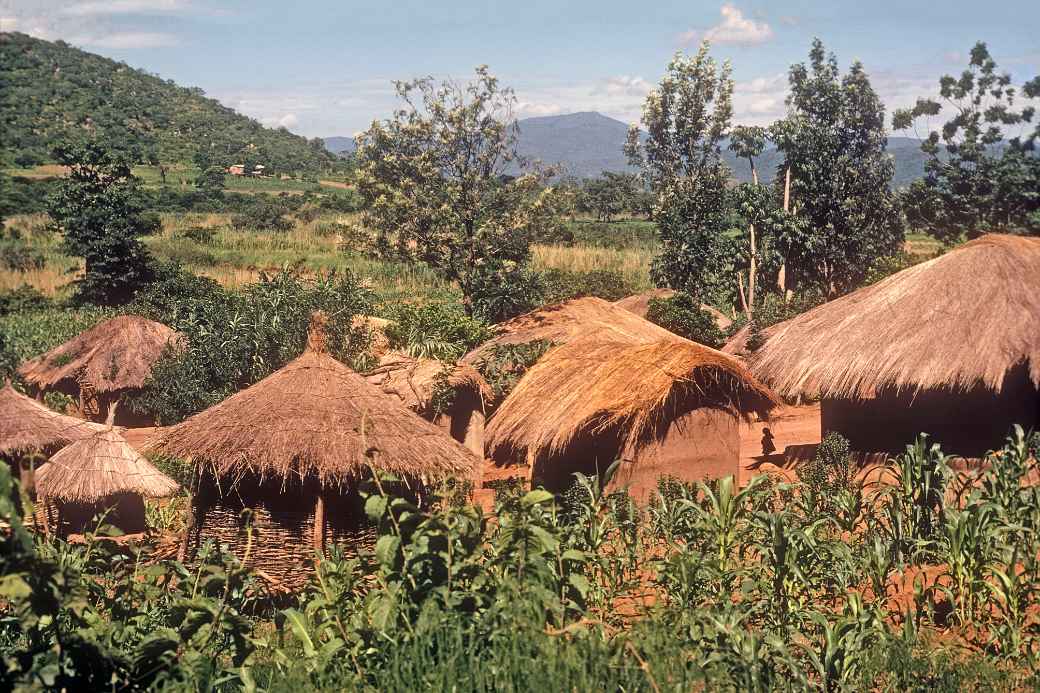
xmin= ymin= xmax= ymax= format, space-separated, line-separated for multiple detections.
xmin=364 ymin=352 xmax=492 ymax=456
xmin=35 ymin=419 xmax=179 ymax=537
xmin=148 ymin=313 xmax=480 ymax=583
xmin=17 ymin=315 xmax=178 ymax=427
xmin=486 ymin=335 xmax=778 ymax=501
xmin=0 ymin=382 xmax=106 ymax=492
xmin=748 ymin=234 xmax=1040 ymax=457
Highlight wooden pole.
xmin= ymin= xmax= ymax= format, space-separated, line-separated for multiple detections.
xmin=312 ymin=490 xmax=326 ymax=560
xmin=779 ymin=167 xmax=793 ymax=303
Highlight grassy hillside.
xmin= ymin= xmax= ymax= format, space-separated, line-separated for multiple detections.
xmin=0 ymin=32 xmax=336 ymax=174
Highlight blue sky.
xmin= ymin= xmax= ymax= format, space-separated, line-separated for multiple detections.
xmin=2 ymin=1 xmax=1038 ymax=138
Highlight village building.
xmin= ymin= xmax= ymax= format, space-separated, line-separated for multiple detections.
xmin=0 ymin=382 xmax=106 ymax=492
xmin=148 ymin=313 xmax=479 ymax=585
xmin=18 ymin=315 xmax=179 ymax=427
xmin=748 ymin=234 xmax=1040 ymax=457
xmin=364 ymin=352 xmax=491 ymax=458
xmin=485 ymin=335 xmax=778 ymax=501
xmin=34 ymin=411 xmax=178 ymax=537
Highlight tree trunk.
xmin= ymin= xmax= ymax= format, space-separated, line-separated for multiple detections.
xmin=778 ymin=167 xmax=793 ymax=303
xmin=746 ymin=157 xmax=758 ymax=320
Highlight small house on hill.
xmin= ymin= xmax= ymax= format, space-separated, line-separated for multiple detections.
xmin=486 ymin=335 xmax=778 ymax=501
xmin=0 ymin=382 xmax=106 ymax=491
xmin=364 ymin=352 xmax=491 ymax=457
xmin=149 ymin=313 xmax=479 ymax=585
xmin=35 ymin=416 xmax=179 ymax=537
xmin=462 ymin=296 xmax=680 ymax=367
xmin=18 ymin=315 xmax=178 ymax=427
xmin=749 ymin=234 xmax=1040 ymax=457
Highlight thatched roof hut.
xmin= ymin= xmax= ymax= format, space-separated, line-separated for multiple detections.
xmin=149 ymin=313 xmax=480 ymax=582
xmin=614 ymin=289 xmax=733 ymax=330
xmin=0 ymin=382 xmax=105 ymax=457
xmin=486 ymin=335 xmax=779 ymax=500
xmin=462 ymin=297 xmax=678 ymax=365
xmin=749 ymin=234 xmax=1040 ymax=456
xmin=364 ymin=353 xmax=491 ymax=456
xmin=17 ymin=315 xmax=178 ymax=426
xmin=35 ymin=423 xmax=178 ymax=536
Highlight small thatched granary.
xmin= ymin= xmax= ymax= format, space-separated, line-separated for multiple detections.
xmin=364 ymin=352 xmax=491 ymax=456
xmin=614 ymin=289 xmax=733 ymax=331
xmin=0 ymin=382 xmax=106 ymax=491
xmin=749 ymin=234 xmax=1040 ymax=457
xmin=18 ymin=315 xmax=178 ymax=426
xmin=149 ymin=313 xmax=480 ymax=583
xmin=35 ymin=420 xmax=179 ymax=537
xmin=486 ymin=335 xmax=778 ymax=501
xmin=462 ymin=296 xmax=680 ymax=366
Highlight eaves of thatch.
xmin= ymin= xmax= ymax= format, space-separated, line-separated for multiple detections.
xmin=35 ymin=427 xmax=179 ymax=503
xmin=148 ymin=314 xmax=479 ymax=486
xmin=17 ymin=315 xmax=178 ymax=394
xmin=0 ymin=383 xmax=107 ymax=456
xmin=749 ymin=234 xmax=1040 ymax=399
xmin=486 ymin=336 xmax=779 ymax=462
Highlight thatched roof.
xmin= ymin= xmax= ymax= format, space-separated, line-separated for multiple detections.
xmin=486 ymin=336 xmax=779 ymax=461
xmin=364 ymin=352 xmax=492 ymax=413
xmin=18 ymin=315 xmax=178 ymax=394
xmin=36 ymin=427 xmax=179 ymax=503
xmin=614 ymin=289 xmax=733 ymax=330
xmin=0 ymin=382 xmax=107 ymax=455
xmin=749 ymin=234 xmax=1040 ymax=399
xmin=462 ymin=297 xmax=678 ymax=365
xmin=149 ymin=313 xmax=479 ymax=485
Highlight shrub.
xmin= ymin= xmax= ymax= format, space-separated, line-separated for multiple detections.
xmin=0 ymin=285 xmax=53 ymax=316
xmin=540 ymin=268 xmax=635 ymax=304
xmin=180 ymin=226 xmax=216 ymax=243
xmin=645 ymin=292 xmax=726 ymax=348
xmin=798 ymin=431 xmax=854 ymax=516
xmin=473 ymin=339 xmax=554 ymax=401
xmin=384 ymin=301 xmax=491 ymax=361
xmin=469 ymin=260 xmax=543 ymax=323
xmin=232 ymin=201 xmax=293 ymax=231
xmin=0 ymin=240 xmax=45 ymax=272
xmin=128 ymin=267 xmax=374 ymax=424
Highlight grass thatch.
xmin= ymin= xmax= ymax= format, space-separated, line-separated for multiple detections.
xmin=486 ymin=336 xmax=779 ymax=461
xmin=364 ymin=352 xmax=492 ymax=414
xmin=35 ymin=427 xmax=179 ymax=503
xmin=18 ymin=315 xmax=178 ymax=394
xmin=149 ymin=313 xmax=479 ymax=486
xmin=614 ymin=289 xmax=733 ymax=330
xmin=462 ymin=297 xmax=678 ymax=365
xmin=0 ymin=382 xmax=107 ymax=455
xmin=749 ymin=234 xmax=1040 ymax=398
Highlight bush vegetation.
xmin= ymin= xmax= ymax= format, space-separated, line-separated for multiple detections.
xmin=645 ymin=292 xmax=726 ymax=348
xmin=3 ymin=428 xmax=1040 ymax=689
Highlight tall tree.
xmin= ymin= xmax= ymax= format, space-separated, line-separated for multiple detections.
xmin=47 ymin=143 xmax=156 ymax=306
xmin=771 ymin=39 xmax=904 ymax=298
xmin=354 ymin=66 xmax=559 ymax=318
xmin=893 ymin=42 xmax=1040 ymax=242
xmin=625 ymin=43 xmax=736 ymax=303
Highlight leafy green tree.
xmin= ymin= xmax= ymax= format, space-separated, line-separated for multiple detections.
xmin=195 ymin=165 xmax=226 ymax=195
xmin=771 ymin=39 xmax=904 ymax=298
xmin=354 ymin=66 xmax=559 ymax=316
xmin=47 ymin=143 xmax=156 ymax=305
xmin=581 ymin=172 xmax=640 ymax=221
xmin=625 ymin=42 xmax=736 ymax=303
xmin=893 ymin=42 xmax=1040 ymax=242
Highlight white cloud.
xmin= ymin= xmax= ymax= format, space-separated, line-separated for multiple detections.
xmin=260 ymin=113 xmax=300 ymax=129
xmin=596 ymin=75 xmax=653 ymax=98
xmin=682 ymin=4 xmax=774 ymax=47
xmin=82 ymin=31 xmax=179 ymax=48
xmin=515 ymin=102 xmax=564 ymax=117
xmin=59 ymin=0 xmax=189 ymax=16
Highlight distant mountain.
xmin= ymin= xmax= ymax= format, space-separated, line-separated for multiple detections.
xmin=324 ymin=136 xmax=356 ymax=156
xmin=326 ymin=113 xmax=934 ymax=187
xmin=0 ymin=32 xmax=336 ymax=173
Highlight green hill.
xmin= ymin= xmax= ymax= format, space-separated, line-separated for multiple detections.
xmin=0 ymin=32 xmax=335 ymax=174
